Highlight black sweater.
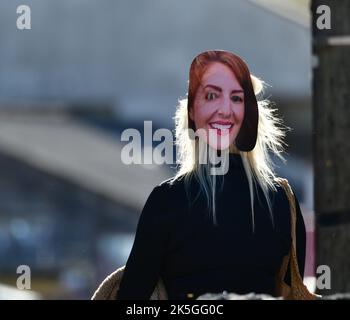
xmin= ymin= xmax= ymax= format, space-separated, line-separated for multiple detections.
xmin=117 ymin=153 xmax=306 ymax=300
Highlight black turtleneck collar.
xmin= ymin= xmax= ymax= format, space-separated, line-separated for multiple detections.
xmin=224 ymin=153 xmax=244 ymax=175
xmin=196 ymin=152 xmax=244 ymax=176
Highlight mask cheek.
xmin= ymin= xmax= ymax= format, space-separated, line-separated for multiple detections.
xmin=188 ymin=108 xmax=194 ymax=122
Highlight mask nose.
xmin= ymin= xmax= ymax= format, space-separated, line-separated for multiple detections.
xmin=217 ymin=96 xmax=232 ymax=117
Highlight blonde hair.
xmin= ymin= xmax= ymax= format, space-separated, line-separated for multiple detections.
xmin=170 ymin=76 xmax=288 ymax=232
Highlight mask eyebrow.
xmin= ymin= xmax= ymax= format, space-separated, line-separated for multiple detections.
xmin=203 ymin=84 xmax=243 ymax=94
xmin=203 ymin=84 xmax=222 ymax=92
xmin=231 ymin=89 xmax=244 ymax=94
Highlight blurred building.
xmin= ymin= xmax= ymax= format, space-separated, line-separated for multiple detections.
xmin=0 ymin=110 xmax=171 ymax=298
xmin=1 ymin=0 xmax=310 ymax=131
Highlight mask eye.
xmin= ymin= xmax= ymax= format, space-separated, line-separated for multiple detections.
xmin=231 ymin=95 xmax=243 ymax=103
xmin=206 ymin=92 xmax=218 ymax=101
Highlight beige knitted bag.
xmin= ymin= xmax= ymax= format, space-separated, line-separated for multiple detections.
xmin=91 ymin=265 xmax=168 ymax=300
xmin=91 ymin=178 xmax=320 ymax=300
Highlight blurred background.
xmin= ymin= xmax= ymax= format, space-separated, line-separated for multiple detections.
xmin=0 ymin=0 xmax=315 ymax=299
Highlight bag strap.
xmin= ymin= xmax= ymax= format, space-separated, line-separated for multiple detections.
xmin=275 ymin=177 xmax=320 ymax=299
xmin=274 ymin=178 xmax=303 ymax=287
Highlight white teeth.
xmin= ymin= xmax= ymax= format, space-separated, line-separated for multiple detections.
xmin=210 ymin=123 xmax=232 ymax=130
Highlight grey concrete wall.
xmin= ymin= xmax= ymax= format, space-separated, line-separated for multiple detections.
xmin=0 ymin=0 xmax=311 ymax=126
